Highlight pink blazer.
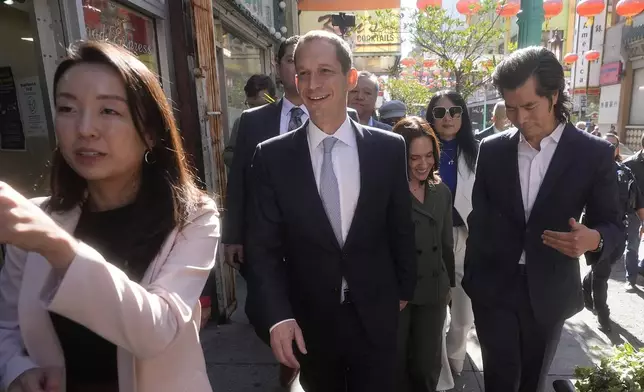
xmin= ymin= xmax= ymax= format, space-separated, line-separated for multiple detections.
xmin=0 ymin=197 xmax=220 ymax=392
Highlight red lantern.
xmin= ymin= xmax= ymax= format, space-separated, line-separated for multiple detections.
xmin=544 ymin=0 xmax=563 ymax=18
xmin=563 ymin=53 xmax=578 ymax=64
xmin=457 ymin=0 xmax=482 ymax=16
xmin=413 ymin=71 xmax=419 ymax=77
xmin=496 ymin=0 xmax=520 ymax=17
xmin=585 ymin=49 xmax=600 ymax=62
xmin=422 ymin=70 xmax=430 ymax=77
xmin=417 ymin=0 xmax=442 ymax=8
xmin=576 ymin=0 xmax=605 ymax=26
xmin=401 ymin=57 xmax=416 ymax=67
xmin=423 ymin=59 xmax=436 ymax=68
xmin=616 ymin=0 xmax=644 ymax=25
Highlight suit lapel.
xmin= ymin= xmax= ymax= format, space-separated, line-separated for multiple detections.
xmin=528 ymin=123 xmax=576 ymax=222
xmin=290 ymin=122 xmax=340 ymax=250
xmin=267 ymin=100 xmax=283 ymax=138
xmin=507 ymin=129 xmax=526 ymax=225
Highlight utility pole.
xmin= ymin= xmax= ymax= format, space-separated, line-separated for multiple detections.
xmin=517 ymin=0 xmax=545 ymax=48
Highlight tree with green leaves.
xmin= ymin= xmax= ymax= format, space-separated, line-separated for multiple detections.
xmin=385 ymin=77 xmax=433 ymax=114
xmin=366 ymin=0 xmax=508 ymax=99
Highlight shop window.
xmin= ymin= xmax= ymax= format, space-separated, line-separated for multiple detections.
xmin=82 ymin=0 xmax=159 ymax=74
xmin=221 ymin=31 xmax=264 ymax=131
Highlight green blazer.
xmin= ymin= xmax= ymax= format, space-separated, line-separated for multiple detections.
xmin=410 ymin=181 xmax=456 ymax=305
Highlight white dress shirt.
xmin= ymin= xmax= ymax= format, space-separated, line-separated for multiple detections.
xmin=270 ymin=116 xmax=361 ymax=332
xmin=517 ymin=123 xmax=565 ymax=264
xmin=280 ymin=97 xmax=309 ymax=134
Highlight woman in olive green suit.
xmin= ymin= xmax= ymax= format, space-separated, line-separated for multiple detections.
xmin=393 ymin=117 xmax=456 ymax=392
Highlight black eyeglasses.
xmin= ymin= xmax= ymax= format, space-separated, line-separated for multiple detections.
xmin=432 ymin=106 xmax=463 ymax=119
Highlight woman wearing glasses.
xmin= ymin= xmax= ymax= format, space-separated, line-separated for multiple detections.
xmin=425 ymin=90 xmax=477 ymax=388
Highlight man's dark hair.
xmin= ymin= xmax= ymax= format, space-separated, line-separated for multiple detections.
xmin=492 ymin=46 xmax=571 ymax=124
xmin=244 ymin=74 xmax=276 ymax=99
xmin=294 ymin=30 xmax=353 ymax=74
xmin=640 ymin=132 xmax=644 ymax=149
xmin=357 ymin=70 xmax=378 ymax=94
xmin=277 ymin=35 xmax=299 ymax=63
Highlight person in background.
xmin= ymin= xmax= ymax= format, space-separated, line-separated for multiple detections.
xmin=0 ymin=41 xmax=218 ymax=392
xmin=222 ymin=35 xmax=306 ymax=388
xmin=582 ymin=133 xmax=641 ymax=331
xmin=393 ymin=117 xmax=455 ymax=392
xmin=246 ymin=30 xmax=416 ymax=392
xmin=223 ymin=74 xmax=277 ymax=168
xmin=591 ymin=126 xmax=601 ymax=137
xmin=425 ymin=90 xmax=477 ymax=381
xmin=576 ymin=121 xmax=587 ymax=131
xmin=348 ymin=71 xmax=392 ymax=130
xmin=475 ymin=101 xmax=509 ymax=140
xmin=464 ymin=46 xmax=621 ymax=392
xmin=380 ymin=100 xmax=407 ymax=128
xmin=622 ymin=132 xmax=644 ymax=290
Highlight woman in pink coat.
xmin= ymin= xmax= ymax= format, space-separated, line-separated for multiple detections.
xmin=0 ymin=41 xmax=219 ymax=392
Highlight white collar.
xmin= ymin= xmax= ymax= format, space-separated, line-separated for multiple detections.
xmin=368 ymin=117 xmax=374 ymax=127
xmin=308 ymin=116 xmax=356 ymax=150
xmin=281 ymin=97 xmax=309 ymax=117
xmin=519 ymin=122 xmax=565 ymax=147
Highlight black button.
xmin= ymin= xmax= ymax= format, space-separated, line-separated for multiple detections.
xmin=432 ymin=246 xmax=438 ymax=252
xmin=334 ymin=288 xmax=339 ymax=293
xmin=416 ymin=249 xmax=423 ymax=255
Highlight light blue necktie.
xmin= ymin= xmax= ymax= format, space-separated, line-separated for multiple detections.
xmin=320 ymin=137 xmax=348 ymax=302
xmin=320 ymin=137 xmax=342 ymax=245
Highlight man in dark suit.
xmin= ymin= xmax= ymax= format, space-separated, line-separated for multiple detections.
xmin=474 ymin=101 xmax=508 ymax=141
xmin=463 ymin=46 xmax=622 ymax=392
xmin=349 ymin=71 xmax=392 ymax=131
xmin=246 ymin=30 xmax=416 ymax=392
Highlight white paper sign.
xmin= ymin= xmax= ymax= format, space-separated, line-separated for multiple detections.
xmin=598 ymin=84 xmax=621 ymax=125
xmin=571 ymin=7 xmax=608 ymax=90
xmin=16 ymin=77 xmax=47 ymax=137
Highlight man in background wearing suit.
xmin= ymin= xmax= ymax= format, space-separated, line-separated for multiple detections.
xmin=246 ymin=30 xmax=416 ymax=392
xmin=463 ymin=47 xmax=622 ymax=392
xmin=475 ymin=101 xmax=509 ymax=141
xmin=349 ymin=71 xmax=392 ymax=131
xmin=222 ymin=35 xmax=307 ymax=387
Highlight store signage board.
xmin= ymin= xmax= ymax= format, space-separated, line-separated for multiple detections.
xmin=598 ymin=84 xmax=620 ymax=124
xmin=16 ymin=77 xmax=48 ymax=138
xmin=0 ymin=67 xmax=26 ymax=151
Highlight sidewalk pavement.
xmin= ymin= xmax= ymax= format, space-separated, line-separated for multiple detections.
xmin=203 ymin=258 xmax=644 ymax=392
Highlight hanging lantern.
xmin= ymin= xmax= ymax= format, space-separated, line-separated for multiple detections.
xmin=585 ymin=49 xmax=600 ymax=62
xmin=543 ymin=0 xmax=563 ymax=28
xmin=413 ymin=70 xmax=419 ymax=77
xmin=422 ymin=70 xmax=430 ymax=77
xmin=457 ymin=0 xmax=481 ymax=23
xmin=423 ymin=59 xmax=436 ymax=68
xmin=433 ymin=69 xmax=441 ymax=76
xmin=563 ymin=53 xmax=579 ymax=64
xmin=616 ymin=0 xmax=644 ymax=25
xmin=400 ymin=57 xmax=416 ymax=67
xmin=428 ymin=77 xmax=435 ymax=83
xmin=576 ymin=0 xmax=605 ymax=26
xmin=496 ymin=0 xmax=520 ymax=18
xmin=417 ymin=0 xmax=442 ymax=8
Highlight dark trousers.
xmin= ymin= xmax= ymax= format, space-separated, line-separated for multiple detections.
xmin=298 ymin=302 xmax=396 ymax=392
xmin=625 ymin=212 xmax=643 ymax=284
xmin=472 ymin=268 xmax=563 ymax=392
xmin=396 ymin=303 xmax=446 ymax=392
xmin=583 ymin=232 xmax=625 ymax=315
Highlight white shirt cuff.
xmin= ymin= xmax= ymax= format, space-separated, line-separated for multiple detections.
xmin=2 ymin=355 xmax=39 ymax=390
xmin=269 ymin=319 xmax=296 ymax=333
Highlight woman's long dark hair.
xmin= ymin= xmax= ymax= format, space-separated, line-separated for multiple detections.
xmin=393 ymin=116 xmax=441 ymax=184
xmin=49 ymin=41 xmax=204 ymax=278
xmin=425 ymin=90 xmax=477 ymax=173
